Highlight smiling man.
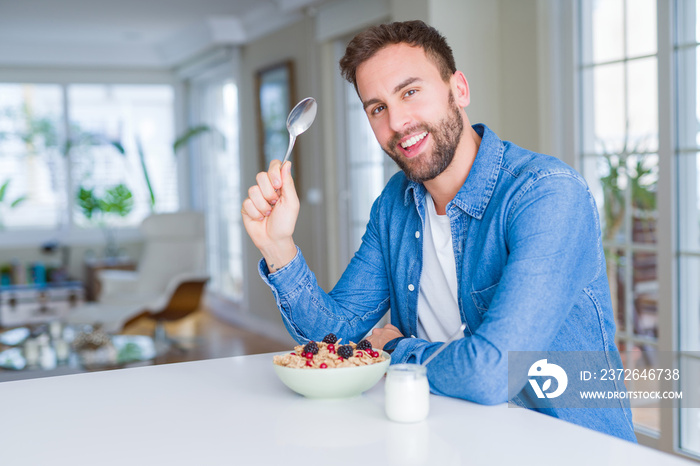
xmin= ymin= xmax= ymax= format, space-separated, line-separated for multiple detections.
xmin=241 ymin=20 xmax=636 ymax=442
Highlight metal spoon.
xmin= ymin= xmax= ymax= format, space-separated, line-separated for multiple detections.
xmin=281 ymin=97 xmax=317 ymax=165
xmin=421 ymin=323 xmax=467 ymax=366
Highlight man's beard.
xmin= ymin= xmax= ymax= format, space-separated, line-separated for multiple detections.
xmin=382 ymin=92 xmax=464 ymax=183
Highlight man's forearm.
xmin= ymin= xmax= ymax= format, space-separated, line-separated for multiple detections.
xmin=389 ymin=335 xmax=510 ymax=405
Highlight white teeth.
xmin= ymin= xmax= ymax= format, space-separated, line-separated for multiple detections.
xmin=400 ymin=131 xmax=428 ymax=149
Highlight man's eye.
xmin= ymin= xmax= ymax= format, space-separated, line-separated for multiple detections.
xmin=371 ymin=105 xmax=386 ymax=115
xmin=404 ymin=89 xmax=417 ymax=97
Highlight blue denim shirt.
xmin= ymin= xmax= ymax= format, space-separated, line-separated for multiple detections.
xmin=260 ymin=124 xmax=636 ymax=442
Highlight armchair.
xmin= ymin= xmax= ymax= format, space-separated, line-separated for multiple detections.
xmin=67 ymin=211 xmax=208 ymax=333
xmin=123 ymin=276 xmax=210 ymax=353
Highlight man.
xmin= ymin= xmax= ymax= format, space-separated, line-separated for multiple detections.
xmin=242 ymin=20 xmax=635 ymax=442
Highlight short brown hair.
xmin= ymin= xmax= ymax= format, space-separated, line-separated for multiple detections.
xmin=339 ymin=20 xmax=456 ymax=96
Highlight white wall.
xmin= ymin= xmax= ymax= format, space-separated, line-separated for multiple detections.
xmin=429 ymin=0 xmax=504 ymax=135
xmin=427 ymin=0 xmax=543 ymax=151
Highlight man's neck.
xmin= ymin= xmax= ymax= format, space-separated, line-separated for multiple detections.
xmin=424 ymin=125 xmax=481 ymax=215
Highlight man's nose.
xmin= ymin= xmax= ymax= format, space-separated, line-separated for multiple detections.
xmin=388 ymin=106 xmax=412 ymax=133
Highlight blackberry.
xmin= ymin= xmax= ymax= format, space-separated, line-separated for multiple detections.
xmin=337 ymin=345 xmax=354 ymax=359
xmin=303 ymin=341 xmax=319 ymax=355
xmin=322 ymin=333 xmax=338 ymax=344
xmin=356 ymin=340 xmax=372 ymax=351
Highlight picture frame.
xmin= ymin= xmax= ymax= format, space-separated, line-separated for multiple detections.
xmin=255 ymin=60 xmax=297 ymax=174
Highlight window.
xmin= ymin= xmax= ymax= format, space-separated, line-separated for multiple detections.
xmin=0 ymin=84 xmax=66 ymax=230
xmin=578 ymin=0 xmax=700 ymax=458
xmin=69 ymin=85 xmax=178 ymax=227
xmin=0 ymin=82 xmax=177 ymax=236
xmin=189 ymin=62 xmax=243 ymax=303
xmin=579 ymin=0 xmax=661 ymax=433
xmin=334 ymin=40 xmax=397 ymax=267
xmin=341 ymin=78 xmax=395 ymax=256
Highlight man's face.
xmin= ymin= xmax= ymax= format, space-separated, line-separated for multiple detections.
xmin=356 ymin=43 xmax=465 ymax=183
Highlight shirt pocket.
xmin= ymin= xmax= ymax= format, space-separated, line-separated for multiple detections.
xmin=470 ymin=282 xmax=500 ymax=314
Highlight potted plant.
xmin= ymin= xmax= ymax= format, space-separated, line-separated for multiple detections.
xmin=76 ymin=183 xmax=134 ymax=259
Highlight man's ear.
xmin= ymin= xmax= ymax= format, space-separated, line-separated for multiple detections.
xmin=451 ymin=71 xmax=470 ymax=108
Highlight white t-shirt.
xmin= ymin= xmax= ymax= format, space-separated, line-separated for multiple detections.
xmin=416 ymin=193 xmax=463 ymax=342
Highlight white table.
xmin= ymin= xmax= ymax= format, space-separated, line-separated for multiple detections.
xmin=0 ymin=353 xmax=694 ymax=465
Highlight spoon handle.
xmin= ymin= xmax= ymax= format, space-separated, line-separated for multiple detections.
xmin=421 ymin=323 xmax=467 ymax=367
xmin=282 ymin=133 xmax=296 ymax=165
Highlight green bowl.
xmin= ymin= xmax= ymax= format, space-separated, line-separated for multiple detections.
xmin=272 ymin=351 xmax=391 ymax=399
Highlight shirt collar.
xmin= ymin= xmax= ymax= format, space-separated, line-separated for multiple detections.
xmin=404 ymin=123 xmax=503 ymax=220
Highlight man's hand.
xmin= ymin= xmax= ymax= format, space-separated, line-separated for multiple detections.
xmin=241 ymin=160 xmax=299 ymax=272
xmin=367 ymin=323 xmax=404 ymax=350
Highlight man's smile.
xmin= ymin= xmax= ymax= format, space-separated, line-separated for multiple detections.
xmin=398 ymin=131 xmax=429 ymax=158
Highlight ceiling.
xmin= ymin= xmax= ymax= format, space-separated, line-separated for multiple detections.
xmin=0 ymin=0 xmax=324 ymax=68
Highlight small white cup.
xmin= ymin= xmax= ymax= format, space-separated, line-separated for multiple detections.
xmin=385 ymin=363 xmax=430 ymax=423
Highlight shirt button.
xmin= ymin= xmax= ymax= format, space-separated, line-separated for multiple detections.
xmin=415 ymin=231 xmax=420 ymax=239
xmin=408 ymin=284 xmax=415 ymax=291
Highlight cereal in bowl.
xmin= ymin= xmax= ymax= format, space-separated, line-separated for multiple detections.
xmin=273 ymin=333 xmax=385 ymax=369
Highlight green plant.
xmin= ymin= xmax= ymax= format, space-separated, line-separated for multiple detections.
xmin=76 ymin=183 xmax=133 ymax=224
xmin=100 ymin=183 xmax=134 ymax=217
xmin=135 ymin=138 xmax=155 ymax=211
xmin=598 ymin=136 xmax=657 ymax=243
xmin=137 ymin=124 xmax=213 ymax=213
xmin=76 ymin=186 xmax=101 ymax=221
xmin=0 ymin=179 xmax=27 ymax=230
xmin=10 ymin=103 xmax=60 ymax=152
xmin=0 ymin=179 xmax=27 ymax=209
xmin=173 ymin=125 xmax=211 ymax=153
xmin=76 ymin=183 xmax=134 ymax=259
